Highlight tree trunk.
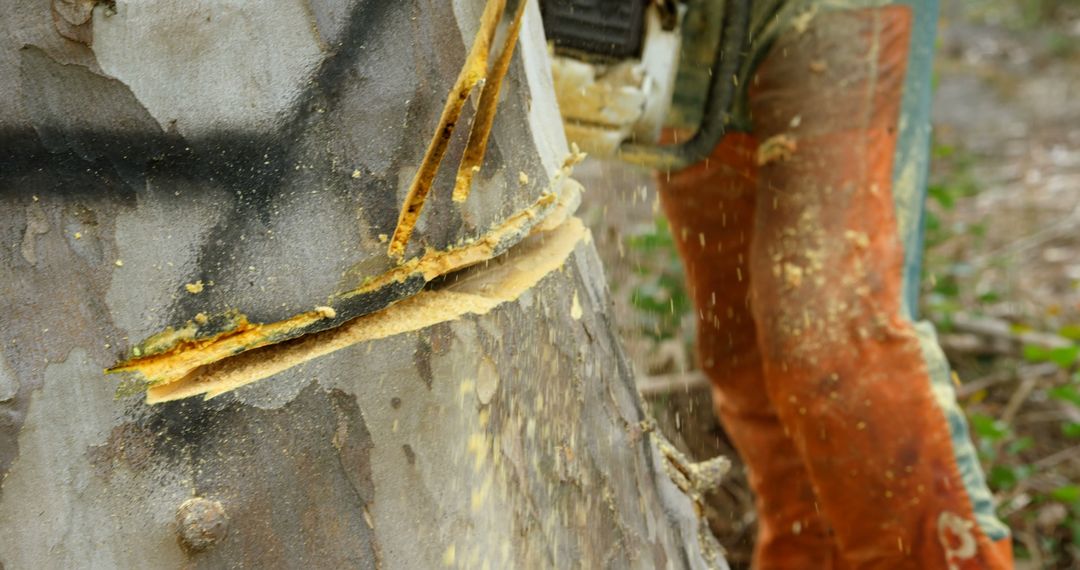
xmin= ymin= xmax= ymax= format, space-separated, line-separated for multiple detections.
xmin=0 ymin=1 xmax=724 ymax=568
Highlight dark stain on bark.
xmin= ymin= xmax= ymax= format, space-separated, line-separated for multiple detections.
xmin=87 ymin=422 xmax=157 ymax=480
xmin=413 ymin=337 xmax=434 ymax=390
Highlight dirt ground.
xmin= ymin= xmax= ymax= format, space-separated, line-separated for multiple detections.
xmin=577 ymin=0 xmax=1080 ymax=566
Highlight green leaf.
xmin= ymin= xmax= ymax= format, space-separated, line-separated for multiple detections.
xmin=626 ymin=232 xmax=672 ymax=252
xmin=1062 ymin=422 xmax=1080 ymax=438
xmin=1049 ymin=346 xmax=1080 ymax=368
xmin=1051 ymin=485 xmax=1080 ymax=503
xmin=1023 ymin=344 xmax=1052 ymax=363
xmin=928 ymin=184 xmax=956 ymax=210
xmin=932 ymin=144 xmax=956 ymax=159
xmin=1006 ymin=436 xmax=1034 ymax=454
xmin=630 ymin=291 xmax=669 ymax=315
xmin=924 ymin=211 xmax=941 ymax=232
xmin=933 ymin=275 xmax=960 ymax=298
xmin=969 ymin=413 xmax=1010 ymax=441
xmin=1049 ymin=385 xmax=1080 ymax=408
xmin=988 ymin=465 xmax=1020 ymax=490
xmin=1059 ymin=324 xmax=1080 ymax=342
xmin=1021 ymin=342 xmax=1078 ymax=367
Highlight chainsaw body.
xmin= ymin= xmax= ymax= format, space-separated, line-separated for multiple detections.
xmin=542 ymin=0 xmax=749 ymax=169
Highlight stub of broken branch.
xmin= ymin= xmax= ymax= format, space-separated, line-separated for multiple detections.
xmin=654 ymin=432 xmax=731 ymax=501
xmin=650 ymin=426 xmax=731 ymax=566
xmin=387 ymin=0 xmax=507 ymax=260
xmin=452 ymin=0 xmax=528 ymax=203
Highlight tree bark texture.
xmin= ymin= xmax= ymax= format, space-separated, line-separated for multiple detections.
xmin=0 ymin=1 xmax=723 ymax=567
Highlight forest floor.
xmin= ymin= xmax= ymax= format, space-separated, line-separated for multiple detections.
xmin=578 ymin=0 xmax=1080 ymax=566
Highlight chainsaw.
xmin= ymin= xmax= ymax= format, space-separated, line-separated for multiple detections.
xmin=540 ymin=0 xmax=754 ymax=170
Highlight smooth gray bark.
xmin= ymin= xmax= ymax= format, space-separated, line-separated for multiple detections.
xmin=0 ymin=1 xmax=724 ymax=567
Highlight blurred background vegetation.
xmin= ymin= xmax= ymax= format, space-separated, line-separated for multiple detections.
xmin=578 ymin=0 xmax=1080 ymax=566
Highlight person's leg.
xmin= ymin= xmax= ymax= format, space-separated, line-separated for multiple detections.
xmin=659 ymin=134 xmax=842 ymax=569
xmin=746 ymin=5 xmax=1011 ymax=568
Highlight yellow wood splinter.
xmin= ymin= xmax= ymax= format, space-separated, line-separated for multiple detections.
xmin=452 ymin=0 xmax=529 ymax=203
xmin=387 ymin=0 xmax=507 ymax=259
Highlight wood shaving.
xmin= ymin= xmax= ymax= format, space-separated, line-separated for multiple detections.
xmin=387 ymin=0 xmax=507 ymax=259
xmin=452 ymin=0 xmax=529 ymax=203
xmin=756 ymin=134 xmax=798 ymax=166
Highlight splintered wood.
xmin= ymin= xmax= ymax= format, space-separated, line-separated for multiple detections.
xmin=146 ymin=217 xmax=589 ymax=404
xmin=111 ymin=178 xmax=582 ymax=397
xmin=109 ymin=0 xmax=570 ymax=402
xmin=387 ymin=0 xmax=506 ymax=259
xmin=452 ymin=0 xmax=528 ymax=203
xmin=107 ymin=307 xmax=337 ymax=386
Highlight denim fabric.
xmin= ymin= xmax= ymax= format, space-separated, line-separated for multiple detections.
xmin=892 ymin=0 xmax=1011 ymax=541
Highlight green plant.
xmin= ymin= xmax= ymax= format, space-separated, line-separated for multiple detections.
xmin=965 ymin=335 xmax=1080 ymax=565
xmin=924 ymin=135 xmax=1080 ymax=564
xmin=922 ymin=142 xmax=988 ymax=326
xmin=625 ymin=216 xmax=692 ymax=341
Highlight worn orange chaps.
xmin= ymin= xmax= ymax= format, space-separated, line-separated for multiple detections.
xmin=659 ymin=7 xmax=1013 ymax=569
